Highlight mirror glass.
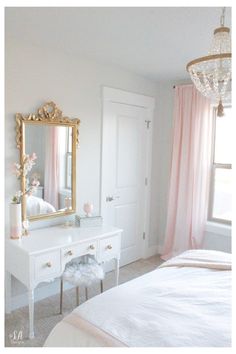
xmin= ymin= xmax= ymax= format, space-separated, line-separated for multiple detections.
xmin=25 ymin=124 xmax=73 ymax=217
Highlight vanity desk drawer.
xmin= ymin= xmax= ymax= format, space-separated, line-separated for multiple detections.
xmin=98 ymin=235 xmax=120 ymax=261
xmin=34 ymin=250 xmax=61 ymax=281
xmin=62 ymin=240 xmax=98 ymax=264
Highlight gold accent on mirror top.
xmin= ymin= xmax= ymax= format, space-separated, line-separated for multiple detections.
xmin=16 ymin=101 xmax=80 ymax=149
xmin=16 ymin=101 xmax=80 ymax=223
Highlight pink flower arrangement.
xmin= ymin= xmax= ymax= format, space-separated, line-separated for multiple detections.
xmin=13 ymin=153 xmax=37 ymax=178
xmin=12 ymin=153 xmax=40 ymax=203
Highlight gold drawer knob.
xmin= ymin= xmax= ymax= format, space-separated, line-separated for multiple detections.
xmin=89 ymin=244 xmax=95 ymax=250
xmin=67 ymin=250 xmax=73 ymax=256
xmin=107 ymin=245 xmax=113 ymax=250
xmin=46 ymin=262 xmax=52 ymax=268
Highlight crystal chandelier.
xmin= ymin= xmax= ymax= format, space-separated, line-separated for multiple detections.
xmin=186 ymin=7 xmax=231 ymax=116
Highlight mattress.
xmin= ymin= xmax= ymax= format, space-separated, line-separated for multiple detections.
xmin=44 ymin=249 xmax=231 ymax=347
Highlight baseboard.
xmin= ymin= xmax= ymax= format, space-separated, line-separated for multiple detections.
xmin=9 ymin=279 xmax=74 ymax=312
xmin=157 ymin=243 xmax=164 ymax=255
xmin=144 ymin=244 xmax=158 ymax=258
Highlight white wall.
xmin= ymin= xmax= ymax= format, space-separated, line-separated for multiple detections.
xmin=6 ymin=39 xmax=174 ymax=309
xmin=203 ymin=222 xmax=231 ymax=253
xmin=149 ymin=84 xmax=174 ymax=251
xmin=5 ymin=39 xmax=159 ymax=227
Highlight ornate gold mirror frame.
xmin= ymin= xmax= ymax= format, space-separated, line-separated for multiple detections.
xmin=16 ymin=101 xmax=80 ymax=222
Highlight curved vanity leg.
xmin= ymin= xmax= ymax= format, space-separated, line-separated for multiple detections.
xmin=76 ymin=286 xmax=80 ymax=306
xmin=85 ymin=287 xmax=88 ymax=300
xmin=115 ymin=258 xmax=120 ymax=286
xmin=5 ymin=271 xmax=12 ymax=314
xmin=28 ymin=289 xmax=34 ymax=339
xmin=60 ymin=278 xmax=63 ymax=314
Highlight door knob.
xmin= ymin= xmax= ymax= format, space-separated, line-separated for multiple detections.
xmin=106 ymin=196 xmax=120 ymax=202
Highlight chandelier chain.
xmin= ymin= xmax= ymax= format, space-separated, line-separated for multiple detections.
xmin=220 ymin=7 xmax=226 ymax=27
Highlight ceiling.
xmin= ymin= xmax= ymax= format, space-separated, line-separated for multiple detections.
xmin=5 ymin=7 xmax=231 ymax=82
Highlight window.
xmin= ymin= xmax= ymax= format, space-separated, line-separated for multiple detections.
xmin=208 ymin=107 xmax=232 ymax=224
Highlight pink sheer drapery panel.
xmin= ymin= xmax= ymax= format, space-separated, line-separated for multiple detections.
xmin=44 ymin=126 xmax=60 ymax=210
xmin=161 ymin=84 xmax=212 ymax=260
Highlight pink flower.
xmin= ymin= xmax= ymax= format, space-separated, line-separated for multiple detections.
xmin=12 ymin=152 xmax=39 ymax=202
xmin=31 ymin=179 xmax=40 ymax=187
xmin=12 ymin=163 xmax=21 ymax=178
xmin=30 ymin=153 xmax=37 ymax=161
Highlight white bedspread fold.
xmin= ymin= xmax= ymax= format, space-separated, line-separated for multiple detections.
xmin=159 ymin=249 xmax=232 ymax=270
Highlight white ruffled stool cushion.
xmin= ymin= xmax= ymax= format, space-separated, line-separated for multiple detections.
xmin=63 ymin=257 xmax=104 ymax=287
xmin=60 ymin=256 xmax=105 ymax=313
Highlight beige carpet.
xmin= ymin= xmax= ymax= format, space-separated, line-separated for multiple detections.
xmin=5 ymin=255 xmax=162 ymax=347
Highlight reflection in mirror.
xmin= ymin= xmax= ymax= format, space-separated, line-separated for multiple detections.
xmin=25 ymin=125 xmax=72 ymax=217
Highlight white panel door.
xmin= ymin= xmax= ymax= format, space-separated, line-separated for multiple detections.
xmin=101 ymin=100 xmax=149 ymax=266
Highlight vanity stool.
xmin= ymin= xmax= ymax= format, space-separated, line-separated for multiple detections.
xmin=60 ymin=256 xmax=105 ymax=314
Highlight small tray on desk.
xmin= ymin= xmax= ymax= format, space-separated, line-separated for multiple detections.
xmin=75 ymin=215 xmax=103 ymax=227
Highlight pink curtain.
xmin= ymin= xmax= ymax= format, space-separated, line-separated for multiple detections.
xmin=44 ymin=126 xmax=59 ymax=210
xmin=161 ymin=84 xmax=212 ymax=260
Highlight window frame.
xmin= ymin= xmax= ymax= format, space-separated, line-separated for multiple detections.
xmin=208 ymin=106 xmax=232 ymax=225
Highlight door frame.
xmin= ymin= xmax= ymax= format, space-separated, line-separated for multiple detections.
xmin=101 ymin=86 xmax=155 ymax=259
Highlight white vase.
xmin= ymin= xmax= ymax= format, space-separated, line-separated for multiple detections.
xmin=10 ymin=203 xmax=22 ymax=239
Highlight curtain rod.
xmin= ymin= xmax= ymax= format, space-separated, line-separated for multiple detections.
xmin=173 ymin=83 xmax=193 ymax=89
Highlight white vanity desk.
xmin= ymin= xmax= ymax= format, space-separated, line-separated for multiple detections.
xmin=6 ymin=224 xmax=122 ymax=339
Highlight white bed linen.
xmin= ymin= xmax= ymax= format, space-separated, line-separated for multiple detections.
xmin=26 ymin=195 xmax=56 ymax=216
xmin=45 ymin=249 xmax=231 ymax=347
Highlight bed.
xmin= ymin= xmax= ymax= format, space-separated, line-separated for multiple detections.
xmin=26 ymin=195 xmax=56 ymax=216
xmin=44 ymin=249 xmax=231 ymax=347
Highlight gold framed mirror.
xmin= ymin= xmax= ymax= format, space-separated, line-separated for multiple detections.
xmin=16 ymin=102 xmax=80 ymax=222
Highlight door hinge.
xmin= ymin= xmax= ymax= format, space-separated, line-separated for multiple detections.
xmin=145 ymin=120 xmax=151 ymax=129
xmin=145 ymin=177 xmax=148 ymax=186
xmin=143 ymin=232 xmax=146 ymax=240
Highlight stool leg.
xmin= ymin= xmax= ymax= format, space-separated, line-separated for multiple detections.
xmin=60 ymin=278 xmax=63 ymax=314
xmin=85 ymin=287 xmax=88 ymax=300
xmin=100 ymin=279 xmax=104 ymax=293
xmin=76 ymin=287 xmax=80 ymax=306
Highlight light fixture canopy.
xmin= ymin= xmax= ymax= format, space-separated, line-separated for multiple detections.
xmin=186 ymin=8 xmax=231 ymax=116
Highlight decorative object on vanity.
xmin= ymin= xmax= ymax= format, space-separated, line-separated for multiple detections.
xmin=9 ymin=202 xmax=22 ymax=239
xmin=64 ymin=196 xmax=72 ymax=211
xmin=62 ymin=220 xmax=74 ymax=228
xmin=22 ymin=219 xmax=30 ymax=236
xmin=15 ymin=101 xmax=80 ymax=222
xmin=75 ymin=215 xmax=103 ymax=227
xmin=60 ymin=255 xmax=104 ymax=313
xmin=10 ymin=153 xmax=39 ymax=239
xmin=83 ymin=202 xmax=94 ymax=217
xmin=186 ymin=7 xmax=231 ymax=116
xmin=12 ymin=152 xmax=39 ymax=202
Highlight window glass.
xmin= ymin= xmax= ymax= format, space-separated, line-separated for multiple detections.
xmin=214 ymin=107 xmax=232 ymax=164
xmin=212 ymin=167 xmax=232 ymax=222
